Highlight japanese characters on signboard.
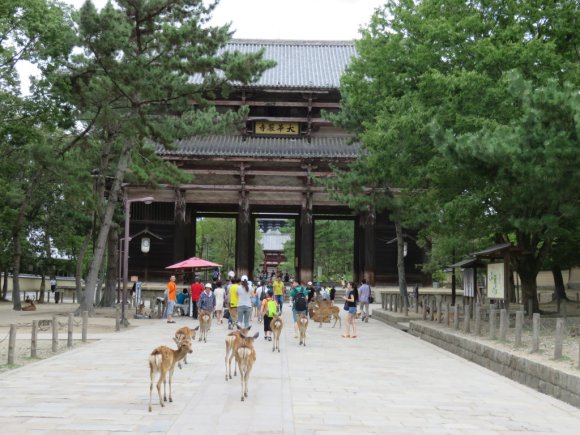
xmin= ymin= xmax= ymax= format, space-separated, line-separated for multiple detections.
xmin=254 ymin=121 xmax=300 ymax=136
xmin=486 ymin=263 xmax=505 ymax=299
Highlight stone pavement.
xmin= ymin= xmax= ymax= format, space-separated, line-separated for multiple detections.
xmin=1 ymin=306 xmax=580 ymax=434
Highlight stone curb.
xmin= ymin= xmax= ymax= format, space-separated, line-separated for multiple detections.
xmin=408 ymin=321 xmax=580 ymax=409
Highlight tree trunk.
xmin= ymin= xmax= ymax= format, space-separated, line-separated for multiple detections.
xmin=78 ymin=140 xmax=132 ymax=315
xmin=518 ymin=263 xmax=540 ymax=313
xmin=552 ymin=265 xmax=568 ymax=301
xmin=101 ymin=223 xmax=119 ymax=307
xmin=12 ymin=231 xmax=22 ymax=311
xmin=76 ymin=232 xmax=91 ymax=304
xmin=39 ymin=274 xmax=46 ymax=303
xmin=394 ymin=213 xmax=409 ymax=307
xmin=1 ymin=269 xmax=7 ymax=300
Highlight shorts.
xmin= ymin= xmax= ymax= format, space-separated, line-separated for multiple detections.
xmin=348 ymin=307 xmax=356 ymax=315
xmin=167 ymin=300 xmax=176 ymax=315
xmin=292 ymin=309 xmax=307 ymax=322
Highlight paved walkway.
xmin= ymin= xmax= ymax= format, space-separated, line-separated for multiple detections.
xmin=1 ymin=307 xmax=580 ymax=434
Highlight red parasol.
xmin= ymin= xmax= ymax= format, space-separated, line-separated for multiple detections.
xmin=165 ymin=257 xmax=222 ymax=270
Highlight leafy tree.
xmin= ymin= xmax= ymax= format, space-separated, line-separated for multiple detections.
xmin=55 ymin=0 xmax=274 ymax=314
xmin=334 ymin=0 xmax=579 ymax=312
xmin=314 ymin=220 xmax=353 ymax=282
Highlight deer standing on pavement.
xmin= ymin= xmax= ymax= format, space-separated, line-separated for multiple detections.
xmin=297 ymin=313 xmax=309 ymax=346
xmin=271 ymin=315 xmax=283 ymax=352
xmin=198 ymin=309 xmax=212 ymax=342
xmin=225 ymin=325 xmax=251 ymax=381
xmin=148 ymin=336 xmax=193 ymax=412
xmin=173 ymin=325 xmax=199 ymax=369
xmin=234 ymin=331 xmax=259 ymax=401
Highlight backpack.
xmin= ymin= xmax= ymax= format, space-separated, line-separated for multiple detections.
xmin=267 ymin=299 xmax=278 ymax=317
xmin=258 ymin=286 xmax=267 ymax=301
xmin=294 ymin=288 xmax=307 ymax=311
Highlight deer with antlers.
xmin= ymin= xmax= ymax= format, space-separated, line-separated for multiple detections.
xmin=148 ymin=335 xmax=193 ymax=412
xmin=270 ymin=315 xmax=283 ymax=352
xmin=297 ymin=313 xmax=309 ymax=346
xmin=173 ymin=326 xmax=199 ymax=369
xmin=225 ymin=325 xmax=251 ymax=381
xmin=234 ymin=330 xmax=259 ymax=401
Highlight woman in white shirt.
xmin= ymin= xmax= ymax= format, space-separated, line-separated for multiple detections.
xmin=236 ymin=275 xmax=253 ymax=328
xmin=213 ymin=281 xmax=226 ymax=324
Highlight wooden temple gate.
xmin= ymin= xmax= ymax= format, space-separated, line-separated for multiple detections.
xmin=124 ymin=40 xmax=427 ymax=286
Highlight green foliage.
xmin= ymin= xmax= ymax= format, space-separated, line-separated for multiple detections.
xmin=314 ymin=220 xmax=354 ymax=282
xmin=196 ymin=218 xmax=236 ymax=272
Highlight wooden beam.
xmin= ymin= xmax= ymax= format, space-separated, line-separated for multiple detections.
xmin=179 ymin=184 xmax=327 ymax=192
xmin=184 ymin=169 xmax=334 ymax=177
xmin=207 ymin=100 xmax=340 ymax=108
xmin=247 ymin=116 xmax=330 ymax=123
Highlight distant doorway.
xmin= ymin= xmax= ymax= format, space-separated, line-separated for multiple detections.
xmin=314 ymin=219 xmax=354 ymax=284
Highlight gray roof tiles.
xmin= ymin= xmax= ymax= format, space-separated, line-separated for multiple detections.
xmin=196 ymin=39 xmax=356 ymax=90
xmin=158 ymin=135 xmax=360 ymax=159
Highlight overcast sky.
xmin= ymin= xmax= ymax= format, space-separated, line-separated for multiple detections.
xmin=65 ymin=0 xmax=384 ymax=40
xmin=17 ymin=0 xmax=384 ymax=90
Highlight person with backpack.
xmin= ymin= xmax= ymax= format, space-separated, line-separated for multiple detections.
xmin=260 ymin=290 xmax=277 ymax=341
xmin=255 ymin=281 xmax=268 ymax=323
xmin=290 ymin=279 xmax=308 ymax=339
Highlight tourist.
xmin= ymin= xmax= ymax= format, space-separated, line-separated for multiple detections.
xmin=290 ymin=279 xmax=308 ymax=338
xmin=329 ymin=286 xmax=336 ymax=304
xmin=273 ymin=275 xmax=285 ymax=314
xmin=190 ymin=278 xmax=204 ymax=319
xmin=165 ymin=275 xmax=177 ymax=324
xmin=237 ymin=275 xmax=253 ymax=328
xmin=228 ymin=277 xmax=239 ymax=329
xmin=198 ymin=283 xmax=216 ymax=317
xmin=358 ymin=279 xmax=371 ymax=322
xmin=254 ymin=281 xmax=268 ymax=322
xmin=342 ymin=282 xmax=358 ymax=338
xmin=261 ymin=290 xmax=276 ymax=341
xmin=213 ymin=281 xmax=225 ymax=324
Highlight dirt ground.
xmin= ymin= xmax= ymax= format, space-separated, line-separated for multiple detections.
xmin=0 ymin=301 xmax=123 ymax=373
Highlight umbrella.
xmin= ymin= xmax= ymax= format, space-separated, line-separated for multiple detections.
xmin=165 ymin=257 xmax=222 ymax=270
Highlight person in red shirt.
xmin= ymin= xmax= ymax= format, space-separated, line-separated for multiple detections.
xmin=190 ymin=278 xmax=204 ymax=319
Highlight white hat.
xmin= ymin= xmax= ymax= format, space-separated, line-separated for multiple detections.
xmin=241 ymin=275 xmax=248 ymax=281
xmin=307 ymin=281 xmax=313 ymax=286
xmin=205 ymin=283 xmax=212 ymax=288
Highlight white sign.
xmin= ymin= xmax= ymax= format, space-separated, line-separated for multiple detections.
xmin=487 ymin=263 xmax=505 ymax=299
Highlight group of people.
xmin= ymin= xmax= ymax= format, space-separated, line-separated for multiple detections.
xmin=163 ymin=272 xmax=374 ymax=341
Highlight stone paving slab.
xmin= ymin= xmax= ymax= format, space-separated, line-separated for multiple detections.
xmin=1 ymin=308 xmax=580 ymax=434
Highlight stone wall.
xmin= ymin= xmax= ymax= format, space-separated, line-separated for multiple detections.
xmin=409 ymin=322 xmax=580 ymax=409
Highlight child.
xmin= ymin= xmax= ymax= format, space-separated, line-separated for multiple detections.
xmin=261 ymin=290 xmax=277 ymax=341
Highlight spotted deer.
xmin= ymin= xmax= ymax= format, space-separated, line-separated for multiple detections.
xmin=148 ymin=335 xmax=193 ymax=412
xmin=234 ymin=331 xmax=259 ymax=401
xmin=225 ymin=325 xmax=251 ymax=381
xmin=173 ymin=326 xmax=199 ymax=369
xmin=197 ymin=309 xmax=212 ymax=342
xmin=271 ymin=315 xmax=283 ymax=352
xmin=297 ymin=313 xmax=309 ymax=346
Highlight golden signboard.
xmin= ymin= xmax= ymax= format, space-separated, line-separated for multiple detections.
xmin=254 ymin=121 xmax=300 ymax=136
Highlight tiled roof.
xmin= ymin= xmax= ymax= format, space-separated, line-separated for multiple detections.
xmin=193 ymin=39 xmax=356 ymax=90
xmin=158 ymin=135 xmax=360 ymax=159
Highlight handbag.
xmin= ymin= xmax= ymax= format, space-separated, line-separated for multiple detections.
xmin=369 ymin=288 xmax=374 ymax=304
xmin=343 ymin=301 xmax=349 ymax=311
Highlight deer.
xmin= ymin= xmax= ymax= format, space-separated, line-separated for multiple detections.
xmin=197 ymin=309 xmax=212 ymax=342
xmin=173 ymin=326 xmax=199 ymax=369
xmin=225 ymin=325 xmax=251 ymax=381
xmin=22 ymin=297 xmax=37 ymax=311
xmin=311 ymin=301 xmax=341 ymax=328
xmin=234 ymin=331 xmax=259 ymax=401
xmin=270 ymin=315 xmax=283 ymax=352
xmin=148 ymin=335 xmax=193 ymax=412
xmin=297 ymin=313 xmax=309 ymax=346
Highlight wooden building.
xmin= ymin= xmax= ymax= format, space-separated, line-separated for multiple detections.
xmin=126 ymin=40 xmax=428 ymax=286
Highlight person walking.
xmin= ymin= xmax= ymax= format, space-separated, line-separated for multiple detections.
xmin=329 ymin=286 xmax=336 ymax=305
xmin=358 ymin=279 xmax=371 ymax=322
xmin=228 ymin=277 xmax=239 ymax=329
xmin=273 ymin=275 xmax=285 ymax=314
xmin=198 ymin=283 xmax=216 ymax=318
xmin=237 ymin=275 xmax=253 ymax=328
xmin=290 ymin=279 xmax=308 ymax=338
xmin=260 ymin=290 xmax=277 ymax=341
xmin=190 ymin=278 xmax=204 ymax=319
xmin=255 ymin=281 xmax=268 ymax=323
xmin=342 ymin=281 xmax=358 ymax=338
xmin=213 ymin=281 xmax=225 ymax=324
xmin=166 ymin=275 xmax=177 ymax=324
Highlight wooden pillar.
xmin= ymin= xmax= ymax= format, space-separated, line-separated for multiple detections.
xmin=236 ymin=189 xmax=251 ymax=279
xmin=173 ymin=188 xmax=186 ymax=262
xmin=298 ymin=191 xmax=314 ymax=284
xmin=361 ymin=208 xmax=376 ymax=286
xmin=504 ymin=250 xmax=511 ymax=311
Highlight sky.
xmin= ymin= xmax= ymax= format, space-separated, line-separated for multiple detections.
xmin=16 ymin=0 xmax=384 ymax=91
